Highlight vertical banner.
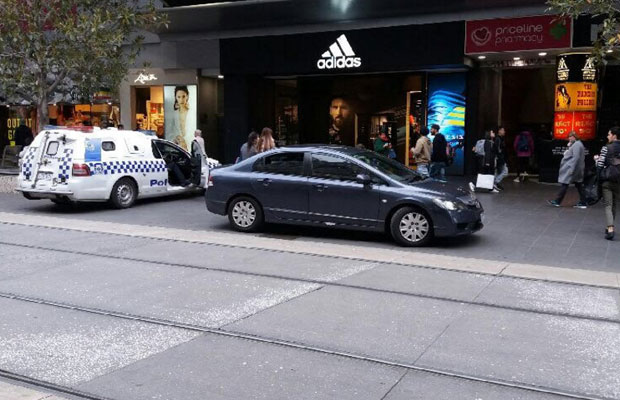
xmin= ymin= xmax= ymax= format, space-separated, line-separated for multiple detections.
xmin=164 ymin=85 xmax=197 ymax=152
xmin=553 ymin=54 xmax=597 ymax=141
xmin=427 ymin=73 xmax=467 ymax=175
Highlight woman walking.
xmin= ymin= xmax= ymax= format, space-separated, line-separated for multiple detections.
xmin=596 ymin=127 xmax=620 ymax=240
xmin=548 ymin=131 xmax=587 ymax=208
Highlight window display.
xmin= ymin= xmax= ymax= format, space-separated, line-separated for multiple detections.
xmin=164 ymin=85 xmax=197 ymax=151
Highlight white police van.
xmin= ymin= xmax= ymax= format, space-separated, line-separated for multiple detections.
xmin=17 ymin=126 xmax=219 ymax=208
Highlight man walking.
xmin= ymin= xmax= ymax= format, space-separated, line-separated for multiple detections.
xmin=596 ymin=127 xmax=620 ymax=240
xmin=430 ymin=124 xmax=448 ymax=182
xmin=411 ymin=127 xmax=431 ymax=177
xmin=494 ymin=126 xmax=508 ymax=190
xmin=548 ymin=131 xmax=587 ymax=208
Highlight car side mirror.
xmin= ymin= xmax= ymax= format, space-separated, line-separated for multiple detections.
xmin=356 ymin=173 xmax=372 ymax=185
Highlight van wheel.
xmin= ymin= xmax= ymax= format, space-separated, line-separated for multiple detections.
xmin=390 ymin=206 xmax=433 ymax=247
xmin=110 ymin=178 xmax=137 ymax=209
xmin=228 ymin=196 xmax=263 ymax=232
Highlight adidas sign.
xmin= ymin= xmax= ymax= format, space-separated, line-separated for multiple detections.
xmin=317 ymin=34 xmax=361 ymax=70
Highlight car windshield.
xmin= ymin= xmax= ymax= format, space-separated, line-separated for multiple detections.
xmin=352 ymin=151 xmax=424 ymax=183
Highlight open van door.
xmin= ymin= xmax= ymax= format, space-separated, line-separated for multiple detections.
xmin=190 ymin=139 xmax=208 ymax=187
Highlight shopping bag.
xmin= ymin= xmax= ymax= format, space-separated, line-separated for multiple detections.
xmin=584 ymin=167 xmax=602 ymax=206
xmin=476 ymin=174 xmax=495 ymax=190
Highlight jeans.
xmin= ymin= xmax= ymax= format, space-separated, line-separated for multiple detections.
xmin=555 ymin=182 xmax=586 ymax=204
xmin=495 ymin=164 xmax=508 ymax=184
xmin=430 ymin=162 xmax=446 ymax=181
xmin=602 ymin=181 xmax=620 ymax=227
xmin=417 ymin=163 xmax=429 ymax=178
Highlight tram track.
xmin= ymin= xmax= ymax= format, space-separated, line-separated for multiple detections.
xmin=0 ymin=238 xmax=618 ymax=325
xmin=0 ymin=290 xmax=611 ymax=400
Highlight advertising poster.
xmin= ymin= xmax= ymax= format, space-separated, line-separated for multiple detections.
xmin=327 ymin=95 xmax=355 ymax=145
xmin=427 ymin=73 xmax=466 ymax=175
xmin=164 ymin=85 xmax=197 ymax=152
xmin=554 ymin=83 xmax=597 ymax=112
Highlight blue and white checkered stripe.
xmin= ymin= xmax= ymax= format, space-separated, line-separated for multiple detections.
xmin=58 ymin=148 xmax=74 ymax=180
xmin=21 ymin=147 xmax=37 ymax=180
xmin=87 ymin=160 xmax=167 ymax=176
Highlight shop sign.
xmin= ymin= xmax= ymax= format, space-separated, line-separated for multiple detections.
xmin=554 ymin=82 xmax=597 ymax=112
xmin=556 ymin=54 xmax=597 ymax=82
xmin=554 ymin=111 xmax=596 ymax=140
xmin=317 ymin=34 xmax=362 ymax=70
xmin=465 ymin=15 xmax=571 ymax=54
xmin=134 ymin=73 xmax=158 ymax=84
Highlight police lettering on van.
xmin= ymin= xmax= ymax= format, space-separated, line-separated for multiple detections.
xmin=17 ymin=126 xmax=220 ymax=208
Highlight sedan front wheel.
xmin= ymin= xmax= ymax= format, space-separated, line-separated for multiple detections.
xmin=390 ymin=206 xmax=433 ymax=247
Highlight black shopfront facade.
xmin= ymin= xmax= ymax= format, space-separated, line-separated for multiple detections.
xmin=220 ymin=22 xmax=476 ymax=175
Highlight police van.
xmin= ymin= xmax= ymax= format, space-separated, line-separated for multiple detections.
xmin=17 ymin=126 xmax=219 ymax=208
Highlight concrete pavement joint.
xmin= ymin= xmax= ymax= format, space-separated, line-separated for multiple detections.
xmin=0 ymin=211 xmax=617 ymax=288
xmin=0 ymin=292 xmax=606 ymax=400
xmin=0 ymin=241 xmax=618 ymax=324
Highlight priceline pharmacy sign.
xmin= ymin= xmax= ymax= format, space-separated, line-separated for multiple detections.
xmin=317 ymin=34 xmax=362 ymax=70
xmin=465 ymin=15 xmax=572 ymax=54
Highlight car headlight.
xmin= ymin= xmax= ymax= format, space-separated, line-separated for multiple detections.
xmin=433 ymin=198 xmax=460 ymax=211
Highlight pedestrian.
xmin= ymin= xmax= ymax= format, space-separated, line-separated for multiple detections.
xmin=494 ymin=126 xmax=508 ymax=190
xmin=411 ymin=126 xmax=431 ymax=177
xmin=239 ymin=131 xmax=259 ymax=161
xmin=258 ymin=127 xmax=276 ymax=152
xmin=430 ymin=124 xmax=448 ymax=181
xmin=193 ymin=129 xmax=206 ymax=155
xmin=595 ymin=126 xmax=620 ymax=240
xmin=513 ymin=130 xmax=534 ymax=182
xmin=547 ymin=131 xmax=587 ymax=208
xmin=374 ymin=131 xmax=392 ymax=157
xmin=14 ymin=120 xmax=33 ymax=147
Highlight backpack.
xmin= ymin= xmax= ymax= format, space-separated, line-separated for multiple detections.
xmin=474 ymin=139 xmax=486 ymax=156
xmin=517 ymin=134 xmax=529 ymax=153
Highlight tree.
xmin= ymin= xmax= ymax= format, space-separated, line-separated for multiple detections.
xmin=0 ymin=0 xmax=167 ymax=130
xmin=548 ymin=0 xmax=619 ymax=59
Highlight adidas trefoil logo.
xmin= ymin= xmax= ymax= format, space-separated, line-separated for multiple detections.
xmin=317 ymin=34 xmax=362 ymax=70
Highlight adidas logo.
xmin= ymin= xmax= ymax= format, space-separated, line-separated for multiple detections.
xmin=317 ymin=34 xmax=362 ymax=70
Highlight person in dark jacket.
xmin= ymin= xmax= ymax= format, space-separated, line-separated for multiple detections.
xmin=14 ymin=121 xmax=33 ymax=147
xmin=514 ymin=130 xmax=534 ymax=182
xmin=494 ymin=126 xmax=507 ymax=190
xmin=548 ymin=131 xmax=586 ymax=208
xmin=374 ymin=132 xmax=392 ymax=157
xmin=430 ymin=124 xmax=448 ymax=181
xmin=595 ymin=126 xmax=620 ymax=240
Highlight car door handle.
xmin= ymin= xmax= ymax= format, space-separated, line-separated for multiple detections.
xmin=257 ymin=178 xmax=271 ymax=186
xmin=313 ymin=183 xmax=327 ymax=191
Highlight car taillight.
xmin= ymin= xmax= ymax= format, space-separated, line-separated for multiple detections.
xmin=72 ymin=163 xmax=91 ymax=176
xmin=208 ymin=175 xmax=214 ymax=187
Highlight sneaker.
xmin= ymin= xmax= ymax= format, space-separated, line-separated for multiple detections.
xmin=573 ymin=202 xmax=587 ymax=209
xmin=547 ymin=200 xmax=561 ymax=207
xmin=496 ymin=183 xmax=505 ymax=191
xmin=491 ymin=188 xmax=500 ymax=193
xmin=513 ymin=177 xmax=520 ymax=183
xmin=605 ymin=229 xmax=615 ymax=240
xmin=493 ymin=184 xmax=502 ymax=191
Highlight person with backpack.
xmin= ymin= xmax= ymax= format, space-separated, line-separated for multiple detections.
xmin=430 ymin=124 xmax=448 ymax=182
xmin=514 ymin=130 xmax=534 ymax=182
xmin=548 ymin=131 xmax=587 ymax=209
xmin=595 ymin=126 xmax=620 ymax=240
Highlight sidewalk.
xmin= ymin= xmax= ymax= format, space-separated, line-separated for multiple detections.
xmin=0 ymin=380 xmax=65 ymax=400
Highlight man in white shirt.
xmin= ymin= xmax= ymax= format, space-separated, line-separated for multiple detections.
xmin=193 ymin=129 xmax=206 ymax=155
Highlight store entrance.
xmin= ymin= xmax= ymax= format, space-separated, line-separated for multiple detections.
xmin=500 ymin=67 xmax=555 ymax=178
xmin=133 ymin=86 xmax=164 ymax=137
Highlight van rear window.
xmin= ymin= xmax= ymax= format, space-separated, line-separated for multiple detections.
xmin=46 ymin=142 xmax=59 ymax=156
xmin=102 ymin=141 xmax=116 ymax=151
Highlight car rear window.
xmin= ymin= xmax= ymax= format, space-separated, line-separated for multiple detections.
xmin=253 ymin=152 xmax=304 ymax=176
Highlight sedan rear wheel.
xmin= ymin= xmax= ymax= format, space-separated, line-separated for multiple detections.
xmin=228 ymin=196 xmax=263 ymax=232
xmin=390 ymin=206 xmax=433 ymax=247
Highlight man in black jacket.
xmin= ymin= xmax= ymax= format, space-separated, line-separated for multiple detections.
xmin=15 ymin=121 xmax=33 ymax=147
xmin=494 ymin=126 xmax=507 ymax=190
xmin=430 ymin=124 xmax=447 ymax=181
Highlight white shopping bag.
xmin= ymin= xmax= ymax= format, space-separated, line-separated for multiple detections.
xmin=476 ymin=174 xmax=495 ymax=190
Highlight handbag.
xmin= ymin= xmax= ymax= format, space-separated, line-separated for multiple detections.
xmin=601 ymin=156 xmax=620 ymax=183
xmin=476 ymin=174 xmax=495 ymax=190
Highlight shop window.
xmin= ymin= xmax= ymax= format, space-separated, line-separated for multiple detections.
xmin=310 ymin=153 xmax=363 ymax=182
xmin=253 ymin=152 xmax=304 ymax=176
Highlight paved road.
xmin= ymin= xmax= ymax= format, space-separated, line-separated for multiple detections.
xmin=0 ymin=216 xmax=619 ymax=399
xmin=1 ymin=176 xmax=619 ymax=271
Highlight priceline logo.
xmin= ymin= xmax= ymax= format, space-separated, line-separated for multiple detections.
xmin=317 ymin=34 xmax=362 ymax=70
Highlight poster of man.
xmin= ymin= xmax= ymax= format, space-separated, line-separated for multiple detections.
xmin=328 ymin=95 xmax=354 ymax=145
xmin=164 ymin=85 xmax=197 ymax=152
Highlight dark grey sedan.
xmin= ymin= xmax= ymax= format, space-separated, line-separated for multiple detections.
xmin=205 ymin=145 xmax=483 ymax=246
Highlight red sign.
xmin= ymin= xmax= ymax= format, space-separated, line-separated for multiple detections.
xmin=554 ymin=111 xmax=596 ymax=141
xmin=465 ymin=15 xmax=572 ymax=54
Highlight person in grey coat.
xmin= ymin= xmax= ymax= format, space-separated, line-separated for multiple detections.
xmin=548 ymin=131 xmax=587 ymax=208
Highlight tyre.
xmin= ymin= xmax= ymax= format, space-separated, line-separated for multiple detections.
xmin=109 ymin=178 xmax=137 ymax=209
xmin=228 ymin=196 xmax=263 ymax=232
xmin=390 ymin=206 xmax=433 ymax=247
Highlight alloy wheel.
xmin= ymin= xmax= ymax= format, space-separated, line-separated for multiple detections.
xmin=399 ymin=212 xmax=430 ymax=243
xmin=232 ymin=200 xmax=256 ymax=228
